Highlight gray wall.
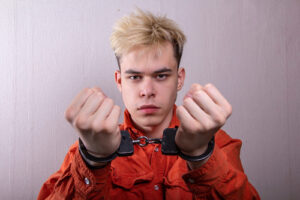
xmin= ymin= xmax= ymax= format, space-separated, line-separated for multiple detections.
xmin=1 ymin=0 xmax=299 ymax=199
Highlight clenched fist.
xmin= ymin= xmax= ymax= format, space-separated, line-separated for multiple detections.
xmin=65 ymin=87 xmax=121 ymax=162
xmin=175 ymin=83 xmax=232 ymax=166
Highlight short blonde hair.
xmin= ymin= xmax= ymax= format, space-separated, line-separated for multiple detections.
xmin=110 ymin=9 xmax=186 ymax=67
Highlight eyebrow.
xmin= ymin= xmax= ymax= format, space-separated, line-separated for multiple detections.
xmin=124 ymin=67 xmax=172 ymax=74
xmin=153 ymin=68 xmax=172 ymax=74
xmin=124 ymin=69 xmax=142 ymax=74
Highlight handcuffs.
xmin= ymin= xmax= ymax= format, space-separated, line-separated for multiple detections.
xmin=79 ymin=127 xmax=215 ymax=166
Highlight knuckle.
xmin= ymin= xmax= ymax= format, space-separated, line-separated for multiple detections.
xmin=74 ymin=116 xmax=89 ymax=129
xmin=193 ymin=122 xmax=203 ymax=133
xmin=96 ymin=92 xmax=106 ymax=100
xmin=176 ymin=105 xmax=183 ymax=112
xmin=92 ymin=86 xmax=102 ymax=93
xmin=90 ymin=120 xmax=112 ymax=134
xmin=94 ymin=93 xmax=104 ymax=103
xmin=105 ymin=98 xmax=114 ymax=105
xmin=82 ymin=88 xmax=93 ymax=96
xmin=227 ymin=104 xmax=233 ymax=115
xmin=203 ymin=83 xmax=216 ymax=94
xmin=201 ymin=121 xmax=211 ymax=132
xmin=193 ymin=90 xmax=204 ymax=99
xmin=213 ymin=114 xmax=226 ymax=125
xmin=101 ymin=121 xmax=114 ymax=133
xmin=176 ymin=106 xmax=184 ymax=117
xmin=64 ymin=107 xmax=75 ymax=122
xmin=96 ymin=90 xmax=104 ymax=97
xmin=113 ymin=105 xmax=121 ymax=115
xmin=83 ymin=87 xmax=91 ymax=93
xmin=205 ymin=83 xmax=214 ymax=89
xmin=200 ymin=118 xmax=216 ymax=131
xmin=115 ymin=105 xmax=121 ymax=111
xmin=191 ymin=83 xmax=202 ymax=90
xmin=91 ymin=120 xmax=103 ymax=132
xmin=181 ymin=124 xmax=193 ymax=134
xmin=183 ymin=98 xmax=191 ymax=106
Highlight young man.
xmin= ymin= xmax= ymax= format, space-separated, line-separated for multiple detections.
xmin=38 ymin=9 xmax=260 ymax=199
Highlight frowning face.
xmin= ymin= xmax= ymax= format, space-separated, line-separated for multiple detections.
xmin=115 ymin=42 xmax=185 ymax=132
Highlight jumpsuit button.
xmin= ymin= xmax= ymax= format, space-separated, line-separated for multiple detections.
xmin=84 ymin=177 xmax=90 ymax=185
xmin=188 ymin=178 xmax=195 ymax=184
xmin=154 ymin=185 xmax=159 ymax=191
xmin=154 ymin=147 xmax=159 ymax=152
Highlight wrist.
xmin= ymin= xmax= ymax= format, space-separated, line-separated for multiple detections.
xmin=187 ymin=157 xmax=210 ymax=170
xmin=83 ymin=149 xmax=111 ymax=168
xmin=184 ymin=141 xmax=214 ymax=170
xmin=78 ymin=138 xmax=117 ymax=169
xmin=178 ymin=136 xmax=215 ymax=163
xmin=180 ymin=144 xmax=208 ymax=157
xmin=85 ymin=159 xmax=109 ymax=168
xmin=182 ymin=144 xmax=210 ymax=170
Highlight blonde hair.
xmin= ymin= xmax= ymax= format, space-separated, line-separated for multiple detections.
xmin=110 ymin=9 xmax=186 ymax=67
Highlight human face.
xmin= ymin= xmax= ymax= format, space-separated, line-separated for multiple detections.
xmin=115 ymin=42 xmax=185 ymax=131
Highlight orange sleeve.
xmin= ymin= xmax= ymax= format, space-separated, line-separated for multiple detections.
xmin=182 ymin=130 xmax=261 ymax=200
xmin=37 ymin=141 xmax=111 ymax=200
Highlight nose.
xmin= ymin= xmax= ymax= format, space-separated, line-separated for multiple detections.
xmin=139 ymin=77 xmax=155 ymax=98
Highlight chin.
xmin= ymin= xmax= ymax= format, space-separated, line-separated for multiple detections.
xmin=137 ymin=115 xmax=163 ymax=127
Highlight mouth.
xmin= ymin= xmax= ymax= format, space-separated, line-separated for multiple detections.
xmin=138 ymin=104 xmax=160 ymax=114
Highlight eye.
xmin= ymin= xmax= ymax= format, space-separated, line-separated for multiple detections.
xmin=129 ymin=75 xmax=141 ymax=80
xmin=156 ymin=74 xmax=168 ymax=80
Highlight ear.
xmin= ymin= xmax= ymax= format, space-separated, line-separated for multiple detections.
xmin=114 ymin=70 xmax=122 ymax=92
xmin=177 ymin=67 xmax=185 ymax=91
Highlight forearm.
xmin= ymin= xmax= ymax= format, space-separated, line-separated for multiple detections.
xmin=38 ymin=142 xmax=111 ymax=200
xmin=182 ymin=131 xmax=260 ymax=199
xmin=186 ymin=157 xmax=209 ymax=170
xmin=180 ymin=141 xmax=211 ymax=170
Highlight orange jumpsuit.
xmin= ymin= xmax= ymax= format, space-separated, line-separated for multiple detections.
xmin=38 ymin=108 xmax=260 ymax=199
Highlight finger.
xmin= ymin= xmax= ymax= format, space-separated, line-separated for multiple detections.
xmin=176 ymin=105 xmax=200 ymax=133
xmin=65 ymin=88 xmax=94 ymax=123
xmin=184 ymin=83 xmax=203 ymax=100
xmin=78 ymin=92 xmax=105 ymax=117
xmin=190 ymin=83 xmax=203 ymax=92
xmin=194 ymin=90 xmax=227 ymax=125
xmin=192 ymin=90 xmax=225 ymax=119
xmin=203 ymin=84 xmax=232 ymax=116
xmin=182 ymin=97 xmax=211 ymax=126
xmin=91 ymin=98 xmax=115 ymax=125
xmin=91 ymin=87 xmax=105 ymax=95
xmin=105 ymin=105 xmax=121 ymax=134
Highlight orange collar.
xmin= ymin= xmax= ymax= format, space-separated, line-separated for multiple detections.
xmin=121 ymin=105 xmax=180 ymax=138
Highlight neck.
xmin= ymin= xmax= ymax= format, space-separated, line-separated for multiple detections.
xmin=134 ymin=108 xmax=174 ymax=138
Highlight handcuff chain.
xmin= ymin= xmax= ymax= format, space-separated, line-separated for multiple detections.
xmin=132 ymin=136 xmax=162 ymax=147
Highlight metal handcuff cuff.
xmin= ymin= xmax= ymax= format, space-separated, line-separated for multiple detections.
xmin=79 ymin=127 xmax=215 ymax=165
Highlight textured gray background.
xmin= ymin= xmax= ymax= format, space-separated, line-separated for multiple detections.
xmin=1 ymin=0 xmax=299 ymax=199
